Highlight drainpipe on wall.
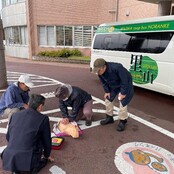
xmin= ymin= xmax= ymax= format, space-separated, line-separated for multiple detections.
xmin=26 ymin=0 xmax=34 ymax=60
xmin=0 ymin=19 xmax=7 ymax=89
xmin=115 ymin=0 xmax=119 ymax=21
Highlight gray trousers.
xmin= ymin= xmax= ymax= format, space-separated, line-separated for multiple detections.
xmin=1 ymin=108 xmax=20 ymax=120
xmin=105 ymin=99 xmax=128 ymax=120
xmin=75 ymin=100 xmax=93 ymax=121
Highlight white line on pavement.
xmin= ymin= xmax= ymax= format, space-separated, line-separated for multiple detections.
xmin=129 ymin=113 xmax=174 ymax=139
xmin=1 ymin=72 xmax=174 ymax=141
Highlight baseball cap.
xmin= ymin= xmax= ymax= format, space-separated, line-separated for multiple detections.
xmin=18 ymin=74 xmax=34 ymax=88
xmin=55 ymin=84 xmax=69 ymax=100
xmin=92 ymin=58 xmax=106 ymax=74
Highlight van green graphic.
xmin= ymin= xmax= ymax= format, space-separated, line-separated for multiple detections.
xmin=129 ymin=55 xmax=158 ymax=84
xmin=97 ymin=20 xmax=174 ymax=33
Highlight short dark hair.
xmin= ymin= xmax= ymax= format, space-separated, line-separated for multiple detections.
xmin=29 ymin=94 xmax=45 ymax=110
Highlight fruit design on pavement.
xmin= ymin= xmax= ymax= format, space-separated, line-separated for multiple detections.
xmin=125 ymin=149 xmax=167 ymax=172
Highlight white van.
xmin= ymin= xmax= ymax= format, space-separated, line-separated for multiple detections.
xmin=90 ymin=15 xmax=174 ymax=96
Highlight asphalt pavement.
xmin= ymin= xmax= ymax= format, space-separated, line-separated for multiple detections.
xmin=0 ymin=57 xmax=174 ymax=174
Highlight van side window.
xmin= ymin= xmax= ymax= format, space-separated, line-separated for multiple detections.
xmin=93 ymin=32 xmax=173 ymax=54
xmin=159 ymin=33 xmax=173 ymax=52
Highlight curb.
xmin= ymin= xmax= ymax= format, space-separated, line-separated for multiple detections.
xmin=32 ymin=56 xmax=90 ymax=64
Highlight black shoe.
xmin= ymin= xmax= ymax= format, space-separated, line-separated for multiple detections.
xmin=117 ymin=119 xmax=127 ymax=131
xmin=100 ymin=115 xmax=114 ymax=125
xmin=86 ymin=120 xmax=92 ymax=126
xmin=12 ymin=172 xmax=21 ymax=174
xmin=31 ymin=158 xmax=47 ymax=174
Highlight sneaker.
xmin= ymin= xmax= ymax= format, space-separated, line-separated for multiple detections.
xmin=85 ymin=120 xmax=92 ymax=126
xmin=100 ymin=115 xmax=114 ymax=125
xmin=117 ymin=119 xmax=127 ymax=131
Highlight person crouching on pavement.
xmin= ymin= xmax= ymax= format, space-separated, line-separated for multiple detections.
xmin=0 ymin=74 xmax=34 ymax=120
xmin=92 ymin=58 xmax=134 ymax=131
xmin=1 ymin=94 xmax=54 ymax=174
xmin=55 ymin=84 xmax=93 ymax=126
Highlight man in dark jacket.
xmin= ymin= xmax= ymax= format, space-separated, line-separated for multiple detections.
xmin=92 ymin=58 xmax=134 ymax=131
xmin=1 ymin=94 xmax=54 ymax=174
xmin=55 ymin=84 xmax=93 ymax=126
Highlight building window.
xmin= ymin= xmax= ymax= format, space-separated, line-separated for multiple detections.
xmin=74 ymin=26 xmax=83 ymax=46
xmin=11 ymin=0 xmax=18 ymax=4
xmin=47 ymin=26 xmax=55 ymax=46
xmin=38 ymin=26 xmax=46 ymax=45
xmin=4 ymin=26 xmax=28 ymax=45
xmin=83 ymin=26 xmax=92 ymax=46
xmin=20 ymin=26 xmax=28 ymax=45
xmin=13 ymin=26 xmax=20 ymax=44
xmin=2 ymin=0 xmax=25 ymax=7
xmin=56 ymin=26 xmax=64 ymax=46
xmin=39 ymin=25 xmax=97 ymax=47
xmin=65 ymin=26 xmax=72 ymax=46
xmin=56 ymin=26 xmax=72 ymax=46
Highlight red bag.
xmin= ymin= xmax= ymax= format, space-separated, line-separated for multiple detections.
xmin=51 ymin=136 xmax=64 ymax=150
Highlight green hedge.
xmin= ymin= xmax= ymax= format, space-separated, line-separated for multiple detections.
xmin=37 ymin=48 xmax=82 ymax=58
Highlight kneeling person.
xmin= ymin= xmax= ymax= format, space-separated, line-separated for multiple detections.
xmin=1 ymin=94 xmax=54 ymax=174
xmin=55 ymin=84 xmax=93 ymax=126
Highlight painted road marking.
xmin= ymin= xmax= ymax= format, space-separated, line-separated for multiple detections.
xmin=1 ymin=89 xmax=174 ymax=139
xmin=0 ymin=145 xmax=6 ymax=153
xmin=1 ymin=71 xmax=174 ymax=173
xmin=0 ymin=72 xmax=174 ymax=139
xmin=40 ymin=92 xmax=174 ymax=140
xmin=129 ymin=113 xmax=174 ymax=139
xmin=0 ymin=71 xmax=62 ymax=92
xmin=115 ymin=142 xmax=174 ymax=174
xmin=49 ymin=165 xmax=66 ymax=174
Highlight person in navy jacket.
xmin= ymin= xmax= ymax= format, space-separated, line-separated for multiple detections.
xmin=92 ymin=58 xmax=134 ymax=131
xmin=0 ymin=74 xmax=33 ymax=120
xmin=55 ymin=84 xmax=93 ymax=126
xmin=1 ymin=94 xmax=54 ymax=174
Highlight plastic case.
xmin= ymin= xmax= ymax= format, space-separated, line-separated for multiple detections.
xmin=51 ymin=136 xmax=64 ymax=150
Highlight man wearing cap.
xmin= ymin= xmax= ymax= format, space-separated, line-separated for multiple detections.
xmin=92 ymin=58 xmax=134 ymax=131
xmin=55 ymin=84 xmax=93 ymax=126
xmin=0 ymin=74 xmax=33 ymax=120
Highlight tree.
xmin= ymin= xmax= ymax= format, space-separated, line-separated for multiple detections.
xmin=0 ymin=19 xmax=7 ymax=89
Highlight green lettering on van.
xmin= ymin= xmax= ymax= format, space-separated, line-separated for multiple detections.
xmin=97 ymin=20 xmax=174 ymax=33
xmin=129 ymin=56 xmax=158 ymax=84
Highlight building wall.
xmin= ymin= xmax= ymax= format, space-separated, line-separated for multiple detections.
xmin=27 ymin=0 xmax=121 ymax=57
xmin=2 ymin=2 xmax=27 ymax=27
xmin=2 ymin=1 xmax=29 ymax=58
xmin=118 ymin=0 xmax=158 ymax=21
xmin=29 ymin=0 xmax=117 ymax=25
xmin=28 ymin=0 xmax=158 ymax=57
xmin=2 ymin=0 xmax=159 ymax=59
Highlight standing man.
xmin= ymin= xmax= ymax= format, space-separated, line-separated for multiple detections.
xmin=0 ymin=74 xmax=33 ymax=120
xmin=1 ymin=94 xmax=54 ymax=174
xmin=55 ymin=84 xmax=93 ymax=126
xmin=92 ymin=58 xmax=134 ymax=131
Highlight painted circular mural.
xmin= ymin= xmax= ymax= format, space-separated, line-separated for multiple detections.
xmin=115 ymin=142 xmax=174 ymax=174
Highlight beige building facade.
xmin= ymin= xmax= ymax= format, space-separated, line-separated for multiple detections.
xmin=1 ymin=0 xmax=172 ymax=59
